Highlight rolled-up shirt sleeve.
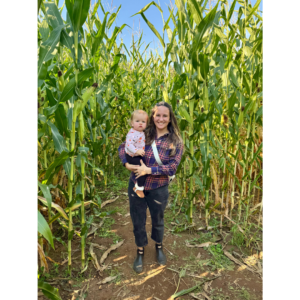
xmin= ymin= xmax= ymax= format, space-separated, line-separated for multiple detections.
xmin=151 ymin=142 xmax=184 ymax=176
xmin=118 ymin=142 xmax=127 ymax=166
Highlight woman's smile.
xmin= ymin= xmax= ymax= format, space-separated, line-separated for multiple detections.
xmin=153 ymin=106 xmax=170 ymax=132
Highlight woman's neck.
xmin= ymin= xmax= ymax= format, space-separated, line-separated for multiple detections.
xmin=156 ymin=128 xmax=169 ymax=138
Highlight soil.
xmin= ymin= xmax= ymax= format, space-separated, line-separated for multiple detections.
xmin=38 ymin=186 xmax=262 ymax=300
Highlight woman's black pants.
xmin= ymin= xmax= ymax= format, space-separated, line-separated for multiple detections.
xmin=128 ymin=179 xmax=169 ymax=247
xmin=125 ymin=153 xmax=147 ymax=187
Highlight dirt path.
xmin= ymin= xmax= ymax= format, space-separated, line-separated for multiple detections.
xmin=39 ymin=188 xmax=262 ymax=300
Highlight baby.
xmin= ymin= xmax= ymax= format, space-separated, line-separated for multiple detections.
xmin=125 ymin=110 xmax=148 ymax=198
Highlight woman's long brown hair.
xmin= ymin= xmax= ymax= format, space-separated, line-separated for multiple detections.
xmin=144 ymin=101 xmax=183 ymax=156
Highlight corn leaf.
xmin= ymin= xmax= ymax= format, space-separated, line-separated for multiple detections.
xmin=107 ymin=24 xmax=129 ymax=52
xmin=72 ymin=0 xmax=91 ymax=32
xmin=227 ymin=0 xmax=237 ymax=26
xmin=140 ymin=12 xmax=164 ymax=48
xmin=107 ymin=5 xmax=121 ymax=29
xmin=179 ymin=107 xmax=193 ymax=124
xmin=92 ymin=12 xmax=109 ymax=56
xmin=38 ymin=25 xmax=65 ymax=79
xmin=38 ymin=182 xmax=52 ymax=212
xmin=187 ymin=0 xmax=203 ymax=25
xmin=47 ymin=121 xmax=68 ymax=154
xmin=60 ymin=67 xmax=94 ymax=103
xmin=38 ymin=211 xmax=54 ymax=249
xmin=44 ymin=150 xmax=74 ymax=181
xmin=192 ymin=1 xmax=219 ymax=52
xmin=38 ymin=280 xmax=62 ymax=300
xmin=131 ymin=1 xmax=163 ymax=17
xmin=246 ymin=0 xmax=261 ymax=23
xmin=44 ymin=2 xmax=64 ymax=28
xmin=38 ymin=196 xmax=69 ymax=220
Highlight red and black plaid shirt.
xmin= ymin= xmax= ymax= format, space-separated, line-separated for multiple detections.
xmin=118 ymin=132 xmax=184 ymax=190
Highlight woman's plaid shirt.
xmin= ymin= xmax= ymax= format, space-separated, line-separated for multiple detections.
xmin=118 ymin=132 xmax=184 ymax=190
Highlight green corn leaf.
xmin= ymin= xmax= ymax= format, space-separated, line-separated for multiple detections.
xmin=60 ymin=67 xmax=94 ymax=103
xmin=250 ymin=142 xmax=263 ymax=165
xmin=163 ymin=27 xmax=177 ymax=66
xmin=92 ymin=12 xmax=109 ymax=56
xmin=38 ymin=25 xmax=65 ymax=79
xmin=250 ymin=169 xmax=262 ymax=191
xmin=38 ymin=280 xmax=62 ymax=300
xmin=226 ymin=0 xmax=237 ymax=26
xmin=163 ymin=8 xmax=174 ymax=31
xmin=44 ymin=2 xmax=64 ymax=28
xmin=256 ymin=106 xmax=262 ymax=121
xmin=140 ymin=12 xmax=165 ymax=48
xmin=110 ymin=54 xmax=126 ymax=72
xmin=107 ymin=24 xmax=129 ymax=52
xmin=72 ymin=0 xmax=91 ymax=32
xmin=38 ymin=0 xmax=43 ymax=14
xmin=91 ymin=0 xmax=101 ymax=17
xmin=246 ymin=0 xmax=261 ymax=23
xmin=44 ymin=150 xmax=75 ymax=182
xmin=187 ymin=0 xmax=203 ymax=25
xmin=228 ymin=92 xmax=237 ymax=118
xmin=107 ymin=5 xmax=121 ymax=29
xmin=47 ymin=121 xmax=68 ymax=154
xmin=214 ymin=24 xmax=227 ymax=40
xmin=192 ymin=1 xmax=219 ymax=52
xmin=60 ymin=29 xmax=75 ymax=60
xmin=179 ymin=107 xmax=193 ymax=124
xmin=199 ymin=53 xmax=209 ymax=81
xmin=38 ymin=211 xmax=54 ymax=249
xmin=131 ymin=1 xmax=163 ymax=17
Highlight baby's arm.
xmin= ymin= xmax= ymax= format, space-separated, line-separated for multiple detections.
xmin=125 ymin=132 xmax=138 ymax=154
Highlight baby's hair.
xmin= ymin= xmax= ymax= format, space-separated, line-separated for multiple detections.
xmin=128 ymin=109 xmax=149 ymax=127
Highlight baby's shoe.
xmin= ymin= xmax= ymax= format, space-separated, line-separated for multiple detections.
xmin=133 ymin=184 xmax=145 ymax=198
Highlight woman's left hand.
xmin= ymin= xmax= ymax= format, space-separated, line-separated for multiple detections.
xmin=135 ymin=160 xmax=151 ymax=178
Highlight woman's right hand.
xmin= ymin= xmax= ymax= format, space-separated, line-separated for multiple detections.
xmin=125 ymin=163 xmax=139 ymax=172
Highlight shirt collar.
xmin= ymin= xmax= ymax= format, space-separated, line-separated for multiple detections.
xmin=155 ymin=132 xmax=169 ymax=140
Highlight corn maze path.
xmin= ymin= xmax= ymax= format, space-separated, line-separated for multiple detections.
xmin=39 ymin=187 xmax=262 ymax=300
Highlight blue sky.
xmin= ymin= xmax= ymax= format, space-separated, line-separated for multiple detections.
xmin=58 ymin=0 xmax=263 ymax=58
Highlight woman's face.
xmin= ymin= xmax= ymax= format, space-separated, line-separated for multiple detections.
xmin=153 ymin=106 xmax=170 ymax=132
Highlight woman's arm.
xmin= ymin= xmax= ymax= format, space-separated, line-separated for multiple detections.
xmin=118 ymin=142 xmax=127 ymax=166
xmin=150 ymin=143 xmax=184 ymax=176
xmin=118 ymin=142 xmax=140 ymax=172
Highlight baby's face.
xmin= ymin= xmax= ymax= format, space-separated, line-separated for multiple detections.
xmin=131 ymin=113 xmax=147 ymax=132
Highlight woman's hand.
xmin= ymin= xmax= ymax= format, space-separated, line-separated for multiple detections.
xmin=135 ymin=160 xmax=151 ymax=178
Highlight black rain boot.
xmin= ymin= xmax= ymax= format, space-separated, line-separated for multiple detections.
xmin=133 ymin=248 xmax=144 ymax=273
xmin=156 ymin=243 xmax=167 ymax=265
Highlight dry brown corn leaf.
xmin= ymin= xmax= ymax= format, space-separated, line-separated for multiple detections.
xmin=89 ymin=244 xmax=101 ymax=271
xmin=224 ymin=251 xmax=255 ymax=273
xmin=223 ymin=215 xmax=245 ymax=234
xmin=201 ymin=292 xmax=213 ymax=300
xmin=99 ymin=240 xmax=125 ymax=264
xmin=186 ymin=241 xmax=217 ymax=248
xmin=90 ymin=242 xmax=107 ymax=251
xmin=101 ymin=196 xmax=119 ymax=208
xmin=97 ymin=275 xmax=118 ymax=285
xmin=38 ymin=243 xmax=49 ymax=272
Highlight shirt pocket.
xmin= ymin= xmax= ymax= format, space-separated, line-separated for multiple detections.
xmin=159 ymin=146 xmax=171 ymax=164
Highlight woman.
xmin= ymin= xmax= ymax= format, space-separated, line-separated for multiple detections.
xmin=118 ymin=101 xmax=184 ymax=273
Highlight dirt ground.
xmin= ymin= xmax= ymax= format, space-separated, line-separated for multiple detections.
xmin=38 ymin=185 xmax=262 ymax=300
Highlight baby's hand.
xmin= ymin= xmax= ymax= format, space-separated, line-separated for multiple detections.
xmin=135 ymin=150 xmax=145 ymax=156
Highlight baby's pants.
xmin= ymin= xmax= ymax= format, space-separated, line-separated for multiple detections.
xmin=125 ymin=153 xmax=147 ymax=187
